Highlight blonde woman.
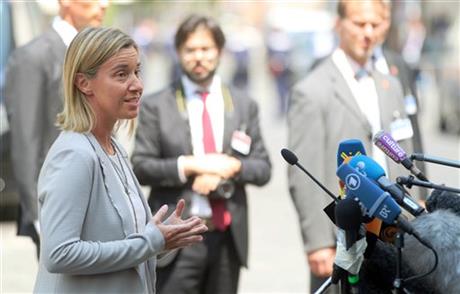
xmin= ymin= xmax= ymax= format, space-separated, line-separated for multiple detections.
xmin=34 ymin=27 xmax=207 ymax=293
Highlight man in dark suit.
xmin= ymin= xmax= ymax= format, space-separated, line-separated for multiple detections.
xmin=373 ymin=0 xmax=426 ymax=178
xmin=287 ymin=1 xmax=419 ymax=292
xmin=4 ymin=0 xmax=107 ymax=255
xmin=132 ymin=15 xmax=271 ymax=294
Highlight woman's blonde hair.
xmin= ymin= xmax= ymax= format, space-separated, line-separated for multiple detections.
xmin=57 ymin=27 xmax=138 ymax=133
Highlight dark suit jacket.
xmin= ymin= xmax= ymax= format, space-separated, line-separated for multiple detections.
xmin=131 ymin=82 xmax=271 ymax=267
xmin=5 ymin=28 xmax=65 ymax=237
xmin=287 ymin=55 xmax=416 ymax=253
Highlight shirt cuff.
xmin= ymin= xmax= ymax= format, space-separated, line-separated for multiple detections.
xmin=177 ymin=156 xmax=187 ymax=183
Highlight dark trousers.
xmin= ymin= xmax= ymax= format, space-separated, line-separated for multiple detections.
xmin=157 ymin=229 xmax=241 ymax=294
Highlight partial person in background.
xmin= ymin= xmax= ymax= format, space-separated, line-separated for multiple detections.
xmin=228 ymin=45 xmax=249 ymax=93
xmin=34 ymin=27 xmax=207 ymax=294
xmin=373 ymin=0 xmax=426 ymax=180
xmin=266 ymin=27 xmax=293 ymax=117
xmin=132 ymin=14 xmax=271 ymax=294
xmin=4 ymin=0 xmax=108 ymax=256
xmin=401 ymin=6 xmax=426 ymax=70
xmin=287 ymin=1 xmax=419 ymax=292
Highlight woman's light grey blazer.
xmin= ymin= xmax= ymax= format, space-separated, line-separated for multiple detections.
xmin=34 ymin=131 xmax=165 ymax=293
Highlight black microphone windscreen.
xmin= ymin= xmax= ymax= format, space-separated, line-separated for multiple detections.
xmin=426 ymin=189 xmax=460 ymax=216
xmin=335 ymin=197 xmax=362 ymax=230
xmin=281 ymin=148 xmax=298 ymax=165
xmin=403 ymin=209 xmax=460 ymax=293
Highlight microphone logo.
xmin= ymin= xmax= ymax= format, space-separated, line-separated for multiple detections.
xmin=379 ymin=205 xmax=391 ymax=219
xmin=381 ymin=134 xmax=405 ymax=158
xmin=340 ymin=151 xmax=363 ymax=163
xmin=345 ymin=174 xmax=361 ymax=191
xmin=354 ymin=161 xmax=367 ymax=176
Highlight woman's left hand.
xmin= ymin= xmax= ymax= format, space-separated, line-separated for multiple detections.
xmin=152 ymin=199 xmax=208 ymax=250
xmin=163 ymin=199 xmax=188 ymax=225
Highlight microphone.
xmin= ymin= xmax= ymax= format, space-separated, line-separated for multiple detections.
xmin=348 ymin=155 xmax=425 ymax=217
xmin=334 ymin=141 xmax=368 ymax=291
xmin=335 ymin=197 xmax=363 ymax=250
xmin=337 ymin=139 xmax=367 ymax=167
xmin=333 ymin=198 xmax=365 ymax=292
xmin=425 ymin=189 xmax=460 ymax=214
xmin=337 ymin=139 xmax=367 ymax=197
xmin=281 ymin=148 xmax=338 ymax=202
xmin=337 ymin=139 xmax=382 ymax=237
xmin=336 ymin=139 xmax=375 ymax=247
xmin=373 ymin=130 xmax=428 ymax=181
xmin=336 ymin=163 xmax=417 ymax=236
xmin=337 ymin=163 xmax=440 ymax=284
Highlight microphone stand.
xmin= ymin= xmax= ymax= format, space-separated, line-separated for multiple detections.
xmin=410 ymin=153 xmax=460 ymax=169
xmin=393 ymin=230 xmax=404 ymax=294
xmin=314 ymin=277 xmax=332 ymax=294
xmin=314 ymin=268 xmax=349 ymax=294
xmin=393 ymin=228 xmax=411 ymax=294
xmin=397 ymin=176 xmax=460 ymax=194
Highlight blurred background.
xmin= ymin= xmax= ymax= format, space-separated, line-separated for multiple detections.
xmin=1 ymin=1 xmax=458 ymax=293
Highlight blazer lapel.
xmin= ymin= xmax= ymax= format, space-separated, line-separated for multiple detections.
xmin=85 ymin=133 xmax=135 ymax=236
xmin=222 ymin=91 xmax=238 ymax=154
xmin=173 ymin=85 xmax=194 ymax=155
xmin=112 ymin=139 xmax=153 ymax=220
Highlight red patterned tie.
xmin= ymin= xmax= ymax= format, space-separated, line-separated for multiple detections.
xmin=200 ymin=91 xmax=231 ymax=231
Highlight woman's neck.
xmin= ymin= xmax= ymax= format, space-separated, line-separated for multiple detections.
xmin=91 ymin=124 xmax=114 ymax=155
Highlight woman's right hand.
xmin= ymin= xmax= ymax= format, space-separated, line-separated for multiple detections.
xmin=151 ymin=199 xmax=207 ymax=250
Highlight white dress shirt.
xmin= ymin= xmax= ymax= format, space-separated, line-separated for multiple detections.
xmin=176 ymin=75 xmax=226 ymax=217
xmin=177 ymin=75 xmax=225 ymax=180
xmin=181 ymin=75 xmax=225 ymax=155
xmin=332 ymin=48 xmax=388 ymax=173
xmin=52 ymin=16 xmax=78 ymax=47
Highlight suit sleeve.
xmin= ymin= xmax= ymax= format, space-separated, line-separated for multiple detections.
xmin=233 ymin=99 xmax=271 ymax=186
xmin=131 ymin=97 xmax=185 ymax=188
xmin=287 ymin=82 xmax=336 ymax=253
xmin=4 ymin=49 xmax=46 ymax=226
xmin=39 ymin=148 xmax=165 ymax=275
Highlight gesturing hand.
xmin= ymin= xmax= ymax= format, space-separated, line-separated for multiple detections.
xmin=152 ymin=199 xmax=207 ymax=251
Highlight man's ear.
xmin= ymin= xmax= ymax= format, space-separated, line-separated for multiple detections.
xmin=75 ymin=73 xmax=93 ymax=96
xmin=59 ymin=0 xmax=69 ymax=7
xmin=335 ymin=17 xmax=342 ymax=34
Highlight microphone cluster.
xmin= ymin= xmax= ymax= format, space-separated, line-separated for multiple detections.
xmin=283 ymin=130 xmax=459 ymax=293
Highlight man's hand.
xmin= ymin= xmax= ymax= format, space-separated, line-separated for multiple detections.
xmin=307 ymin=247 xmax=336 ymax=278
xmin=182 ymin=154 xmax=241 ymax=179
xmin=152 ymin=199 xmax=208 ymax=250
xmin=192 ymin=174 xmax=222 ymax=195
xmin=202 ymin=154 xmax=241 ymax=179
